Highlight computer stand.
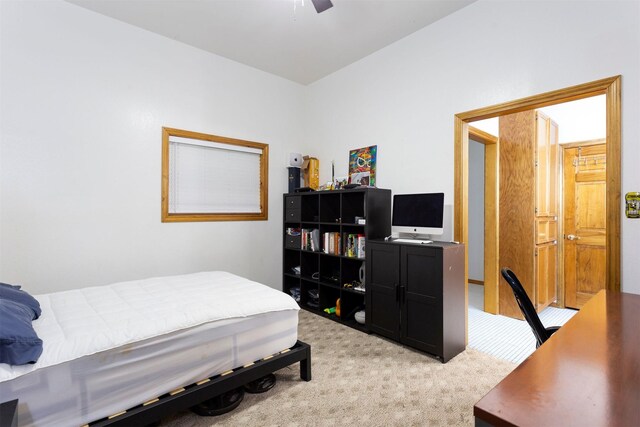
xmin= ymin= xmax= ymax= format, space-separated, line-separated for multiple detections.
xmin=387 ymin=232 xmax=434 ymax=244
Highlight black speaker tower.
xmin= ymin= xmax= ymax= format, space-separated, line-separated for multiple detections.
xmin=288 ymin=167 xmax=301 ymax=193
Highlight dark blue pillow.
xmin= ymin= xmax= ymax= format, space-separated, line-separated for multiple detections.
xmin=0 ymin=299 xmax=43 ymax=365
xmin=0 ymin=286 xmax=40 ymax=319
xmin=0 ymin=282 xmax=21 ymax=290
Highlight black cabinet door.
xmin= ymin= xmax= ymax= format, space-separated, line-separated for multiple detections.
xmin=366 ymin=242 xmax=401 ymax=341
xmin=401 ymin=245 xmax=443 ymax=355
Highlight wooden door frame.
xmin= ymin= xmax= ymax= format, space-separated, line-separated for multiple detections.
xmin=455 ymin=76 xmax=621 ymax=329
xmin=468 ymin=126 xmax=499 ymax=314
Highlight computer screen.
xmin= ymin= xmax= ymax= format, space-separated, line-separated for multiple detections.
xmin=392 ymin=193 xmax=444 ymax=236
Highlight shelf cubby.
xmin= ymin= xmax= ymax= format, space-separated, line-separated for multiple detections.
xmin=283 ymin=275 xmax=300 ymax=301
xmin=300 ymin=252 xmax=319 ymax=280
xmin=301 ymin=194 xmax=319 ymax=222
xmin=319 ymin=255 xmax=340 ymax=286
xmin=341 ymin=257 xmax=365 ymax=285
xmin=284 ymin=249 xmax=300 ymax=275
xmin=319 ymin=286 xmax=340 ymax=314
xmin=342 ymin=191 xmax=365 ymax=224
xmin=340 ymin=291 xmax=366 ymax=322
xmin=319 ymin=192 xmax=341 ymax=223
xmin=300 ymin=280 xmax=318 ymax=307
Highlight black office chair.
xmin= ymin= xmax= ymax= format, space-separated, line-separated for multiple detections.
xmin=501 ymin=268 xmax=560 ymax=348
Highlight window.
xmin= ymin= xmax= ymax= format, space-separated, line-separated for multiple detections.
xmin=161 ymin=127 xmax=268 ymax=222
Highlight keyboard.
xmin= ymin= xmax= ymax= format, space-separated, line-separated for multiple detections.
xmin=393 ymin=238 xmax=433 ymax=244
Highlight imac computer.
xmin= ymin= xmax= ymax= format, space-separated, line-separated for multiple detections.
xmin=391 ymin=193 xmax=444 ymax=244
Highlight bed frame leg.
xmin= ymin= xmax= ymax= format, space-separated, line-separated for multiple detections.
xmin=300 ymin=346 xmax=312 ymax=381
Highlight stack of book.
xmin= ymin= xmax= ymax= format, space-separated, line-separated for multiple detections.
xmin=301 ymin=229 xmax=320 ymax=251
xmin=344 ymin=233 xmax=366 ymax=258
xmin=322 ymin=232 xmax=342 ymax=255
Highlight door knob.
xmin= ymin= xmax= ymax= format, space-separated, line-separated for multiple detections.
xmin=566 ymin=234 xmax=581 ymax=241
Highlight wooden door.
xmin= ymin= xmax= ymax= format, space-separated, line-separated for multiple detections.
xmin=498 ymin=111 xmax=536 ymax=319
xmin=563 ymin=143 xmax=607 ymax=309
xmin=534 ymin=112 xmax=558 ymax=311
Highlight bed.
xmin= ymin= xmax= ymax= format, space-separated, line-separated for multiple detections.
xmin=0 ymin=271 xmax=311 ymax=426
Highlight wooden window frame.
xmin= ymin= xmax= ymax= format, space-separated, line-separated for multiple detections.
xmin=161 ymin=127 xmax=269 ymax=222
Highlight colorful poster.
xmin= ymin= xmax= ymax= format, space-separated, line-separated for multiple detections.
xmin=348 ymin=145 xmax=377 ymax=187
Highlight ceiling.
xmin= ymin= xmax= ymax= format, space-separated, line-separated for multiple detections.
xmin=66 ymin=0 xmax=476 ymax=85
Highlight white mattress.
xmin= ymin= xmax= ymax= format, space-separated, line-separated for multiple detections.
xmin=0 ymin=272 xmax=299 ymax=426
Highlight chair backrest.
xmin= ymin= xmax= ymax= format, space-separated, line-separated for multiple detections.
xmin=500 ymin=268 xmax=551 ymax=347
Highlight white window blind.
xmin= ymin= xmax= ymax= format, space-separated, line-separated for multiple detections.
xmin=168 ymin=136 xmax=262 ymax=214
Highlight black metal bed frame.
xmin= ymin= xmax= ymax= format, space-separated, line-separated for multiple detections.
xmin=89 ymin=340 xmax=311 ymax=426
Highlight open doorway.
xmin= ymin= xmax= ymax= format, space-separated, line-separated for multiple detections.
xmin=466 ymin=126 xmax=498 ymax=313
xmin=454 ymin=76 xmax=621 ymax=334
xmin=467 ymin=95 xmax=608 ymax=316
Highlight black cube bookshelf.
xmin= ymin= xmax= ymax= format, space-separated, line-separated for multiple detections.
xmin=283 ymin=188 xmax=391 ymax=331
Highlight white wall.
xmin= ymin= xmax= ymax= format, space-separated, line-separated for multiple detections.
xmin=305 ymin=0 xmax=640 ymax=294
xmin=468 ymin=140 xmax=484 ymax=281
xmin=2 ymin=0 xmax=639 ymax=297
xmin=0 ymin=1 xmax=303 ymax=294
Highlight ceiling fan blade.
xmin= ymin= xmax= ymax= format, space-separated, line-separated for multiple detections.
xmin=311 ymin=0 xmax=333 ymax=13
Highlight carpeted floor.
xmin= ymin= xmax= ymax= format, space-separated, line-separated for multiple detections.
xmin=163 ymin=310 xmax=516 ymax=426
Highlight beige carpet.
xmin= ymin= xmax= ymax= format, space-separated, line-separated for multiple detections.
xmin=163 ymin=310 xmax=515 ymax=426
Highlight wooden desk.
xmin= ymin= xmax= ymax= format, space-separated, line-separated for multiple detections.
xmin=474 ymin=290 xmax=640 ymax=427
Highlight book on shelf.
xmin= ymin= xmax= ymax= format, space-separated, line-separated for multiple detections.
xmin=301 ymin=228 xmax=320 ymax=251
xmin=343 ymin=233 xmax=365 ymax=258
xmin=322 ymin=231 xmax=342 ymax=255
xmin=344 ymin=233 xmax=356 ymax=257
xmin=357 ymin=234 xmax=365 ymax=258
